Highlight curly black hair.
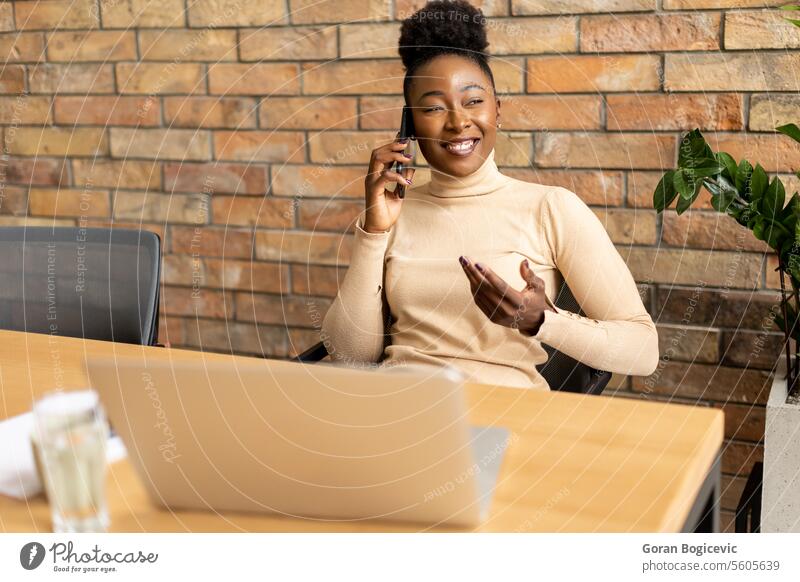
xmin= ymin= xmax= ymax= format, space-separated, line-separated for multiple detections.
xmin=398 ymin=0 xmax=495 ymax=106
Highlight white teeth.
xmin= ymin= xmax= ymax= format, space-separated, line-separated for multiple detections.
xmin=446 ymin=139 xmax=476 ymax=152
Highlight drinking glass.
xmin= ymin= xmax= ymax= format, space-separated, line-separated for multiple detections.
xmin=32 ymin=389 xmax=110 ymax=532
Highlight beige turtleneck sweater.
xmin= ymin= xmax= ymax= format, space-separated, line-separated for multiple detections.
xmin=320 ymin=148 xmax=659 ymax=390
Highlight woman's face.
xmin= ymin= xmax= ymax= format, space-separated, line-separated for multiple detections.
xmin=408 ymin=54 xmax=500 ymax=178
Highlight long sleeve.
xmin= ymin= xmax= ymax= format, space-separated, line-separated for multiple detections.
xmin=529 ymin=188 xmax=659 ymax=376
xmin=320 ymin=212 xmax=392 ymax=364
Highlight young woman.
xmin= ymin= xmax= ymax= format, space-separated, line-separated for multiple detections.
xmin=321 ymin=0 xmax=659 ymax=390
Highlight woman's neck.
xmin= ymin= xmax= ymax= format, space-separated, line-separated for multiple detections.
xmin=427 ymin=148 xmax=508 ymax=198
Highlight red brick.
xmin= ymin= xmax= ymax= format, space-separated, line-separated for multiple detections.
xmin=110 ymin=128 xmax=211 ymax=161
xmin=72 ymin=159 xmax=161 ymax=190
xmin=581 ymin=13 xmax=720 ymax=52
xmin=499 ymin=95 xmax=602 ymax=130
xmin=169 ymin=226 xmax=253 ymax=259
xmin=358 ymin=96 xmax=405 ymax=130
xmin=2 ymin=158 xmax=67 ymax=187
xmin=213 ymin=131 xmax=305 ymax=163
xmin=54 ymin=96 xmax=160 ymax=126
xmin=235 ymin=292 xmax=332 ymax=327
xmin=661 ymin=212 xmax=769 ymax=253
xmin=163 ymin=97 xmax=257 ymax=129
xmin=208 ymin=63 xmax=300 ymax=95
xmin=607 ymin=93 xmax=743 ymax=131
xmin=0 ymin=66 xmax=25 ymax=93
xmin=0 ymin=32 xmax=45 ymax=62
xmin=203 ymin=259 xmax=289 ymax=294
xmin=535 ymin=133 xmax=676 ymax=170
xmin=259 ymin=97 xmax=357 ymax=130
xmin=5 ymin=127 xmax=107 ymax=156
xmin=255 ymin=231 xmax=352 ymax=266
xmin=291 ymin=264 xmax=345 ymax=297
xmin=164 ymin=162 xmax=267 ymax=196
xmin=181 ymin=319 xmax=288 ymax=358
xmin=211 ymin=196 xmax=294 ymax=228
xmin=46 ymin=30 xmax=136 ymax=61
xmin=503 ymin=169 xmax=623 ymax=206
xmin=0 ymin=186 xmax=28 ymax=215
xmin=271 ymin=165 xmax=366 ymax=198
xmin=297 ymin=199 xmax=364 ymax=233
xmin=160 ymin=285 xmax=232 ymax=319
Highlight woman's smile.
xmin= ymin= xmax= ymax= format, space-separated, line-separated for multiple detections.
xmin=441 ymin=138 xmax=481 ymax=157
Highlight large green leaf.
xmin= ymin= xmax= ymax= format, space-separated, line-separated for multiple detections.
xmin=653 ymin=170 xmax=678 ymax=211
xmin=676 ymin=187 xmax=700 ymax=215
xmin=715 ymin=151 xmax=738 ymax=182
xmin=777 ymin=123 xmax=800 ymax=145
xmin=735 ymin=159 xmax=753 ymax=194
xmin=673 ymin=169 xmax=693 ymax=200
xmin=763 ymin=176 xmax=787 ymax=220
xmin=750 ymin=164 xmax=769 ymax=200
xmin=678 ymin=129 xmax=712 ymax=168
xmin=706 ymin=177 xmax=737 ymax=212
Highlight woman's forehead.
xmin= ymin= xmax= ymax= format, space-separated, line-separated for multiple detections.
xmin=411 ymin=58 xmax=489 ymax=96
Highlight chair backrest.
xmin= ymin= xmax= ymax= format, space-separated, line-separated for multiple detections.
xmin=0 ymin=227 xmax=161 ymax=345
xmin=534 ymin=280 xmax=611 ymax=395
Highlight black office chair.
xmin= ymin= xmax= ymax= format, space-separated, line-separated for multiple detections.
xmin=294 ymin=279 xmax=612 ymax=395
xmin=0 ymin=227 xmax=161 ymax=345
xmin=735 ymin=461 xmax=763 ymax=533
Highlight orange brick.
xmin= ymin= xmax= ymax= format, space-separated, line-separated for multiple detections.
xmin=500 ymin=95 xmax=601 ymax=130
xmin=725 ymin=10 xmax=800 ymax=50
xmin=187 ymin=0 xmax=288 ymax=27
xmin=182 ymin=319 xmax=288 ymax=357
xmin=164 ymin=162 xmax=267 ymax=195
xmin=593 ymin=208 xmax=657 ymax=245
xmin=15 ymin=0 xmax=98 ymax=30
xmin=203 ymin=259 xmax=289 ymax=294
xmin=0 ymin=186 xmax=28 ymax=215
xmin=213 ymin=131 xmax=305 ymax=163
xmin=527 ymin=55 xmax=661 ymax=93
xmin=340 ymin=22 xmax=412 ymax=59
xmin=46 ymin=31 xmax=136 ymax=61
xmin=358 ymin=96 xmax=405 ymax=130
xmin=110 ymin=128 xmax=212 ymax=161
xmin=488 ymin=16 xmax=577 ymax=54
xmin=3 ymin=158 xmax=67 ymax=186
xmin=666 ymin=53 xmax=800 ymax=92
xmin=160 ymin=286 xmax=232 ymax=319
xmin=0 ymin=3 xmax=12 ymax=31
xmin=100 ymin=0 xmax=186 ymax=28
xmin=163 ymin=96 xmax=256 ymax=129
xmin=72 ymin=159 xmax=162 ymax=190
xmin=0 ymin=32 xmax=45 ymax=62
xmin=581 ymin=13 xmax=720 ymax=52
xmin=297 ymin=199 xmax=363 ymax=233
xmin=271 ymin=165 xmax=366 ymax=198
xmin=495 ymin=133 xmax=534 ymax=167
xmin=117 ymin=63 xmax=205 ymax=95
xmin=28 ymin=187 xmax=110 ymax=218
xmin=113 ymin=191 xmax=210 ymax=224
xmin=0 ymin=95 xmax=52 ymax=124
xmin=707 ymin=133 xmax=800 ymax=173
xmin=255 ymin=231 xmax=352 ymax=266
xmin=0 ymin=66 xmax=25 ymax=93
xmin=749 ymin=94 xmax=800 ymax=131
xmin=54 ymin=96 xmax=160 ymax=126
xmin=290 ymin=0 xmax=391 ymax=24
xmin=535 ymin=133 xmax=676 ymax=170
xmin=211 ymin=196 xmax=294 ymax=228
xmin=624 ymin=247 xmax=762 ymax=288
xmin=208 ymin=63 xmax=299 ymax=95
xmin=169 ymin=226 xmax=253 ymax=259
xmin=515 ymin=0 xmax=655 ymax=13
xmin=607 ymin=93 xmax=744 ymax=131
xmin=239 ymin=26 xmax=337 ymax=61
xmin=139 ymin=29 xmax=238 ymax=61
xmin=301 ymin=60 xmax=405 ymax=95
xmin=490 ymin=57 xmax=525 ymax=94
xmin=235 ymin=291 xmax=331 ymax=327
xmin=291 ymin=264 xmax=345 ymax=297
xmin=662 ymin=211 xmax=769 ymax=253
xmin=502 ymin=168 xmax=624 ymax=206
xmin=28 ymin=63 xmax=115 ymax=93
xmin=5 ymin=127 xmax=107 ymax=156
xmin=307 ymin=130 xmax=394 ymax=165
xmin=259 ymin=97 xmax=357 ymax=130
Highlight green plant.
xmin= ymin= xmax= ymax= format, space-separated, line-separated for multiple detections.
xmin=782 ymin=3 xmax=800 ymax=28
xmin=653 ymin=125 xmax=800 ymax=399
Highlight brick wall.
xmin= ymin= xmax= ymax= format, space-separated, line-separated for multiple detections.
xmin=1 ymin=0 xmax=798 ymax=531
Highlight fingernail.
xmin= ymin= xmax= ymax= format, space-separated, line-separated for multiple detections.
xmin=403 ymin=152 xmax=413 ymax=158
xmin=524 ymin=259 xmax=529 ymax=267
xmin=405 ymin=178 xmax=412 ymax=184
xmin=475 ymin=263 xmax=484 ymax=272
xmin=398 ymin=138 xmax=409 ymax=143
xmin=459 ymin=256 xmax=466 ymax=266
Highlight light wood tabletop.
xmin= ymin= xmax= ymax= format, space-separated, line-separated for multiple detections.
xmin=0 ymin=329 xmax=723 ymax=533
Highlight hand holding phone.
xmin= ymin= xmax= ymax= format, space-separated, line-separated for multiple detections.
xmin=362 ymin=106 xmax=416 ymax=233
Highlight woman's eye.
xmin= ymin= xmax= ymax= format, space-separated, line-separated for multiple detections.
xmin=468 ymin=99 xmax=483 ymax=105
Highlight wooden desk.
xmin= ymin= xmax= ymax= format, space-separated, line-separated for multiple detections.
xmin=0 ymin=330 xmax=723 ymax=532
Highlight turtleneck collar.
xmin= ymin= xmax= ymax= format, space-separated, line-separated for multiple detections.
xmin=426 ymin=147 xmax=508 ymax=198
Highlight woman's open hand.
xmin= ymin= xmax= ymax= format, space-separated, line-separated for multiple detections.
xmin=459 ymin=256 xmax=554 ymax=336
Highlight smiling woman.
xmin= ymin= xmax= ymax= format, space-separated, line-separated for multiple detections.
xmin=320 ymin=0 xmax=659 ymax=390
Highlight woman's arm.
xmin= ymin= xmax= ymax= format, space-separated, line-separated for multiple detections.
xmin=529 ymin=188 xmax=659 ymax=376
xmin=320 ymin=211 xmax=392 ymax=364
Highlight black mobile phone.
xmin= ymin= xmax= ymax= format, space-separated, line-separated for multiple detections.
xmin=393 ymin=105 xmax=415 ymax=199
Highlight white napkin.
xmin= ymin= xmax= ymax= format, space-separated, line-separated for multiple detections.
xmin=0 ymin=411 xmax=127 ymax=500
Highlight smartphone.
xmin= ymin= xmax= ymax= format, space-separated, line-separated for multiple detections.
xmin=393 ymin=105 xmax=415 ymax=199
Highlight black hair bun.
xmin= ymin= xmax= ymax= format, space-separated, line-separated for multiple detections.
xmin=398 ymin=0 xmax=490 ymax=71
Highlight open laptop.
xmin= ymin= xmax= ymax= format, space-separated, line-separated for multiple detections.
xmin=86 ymin=355 xmax=511 ymax=527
